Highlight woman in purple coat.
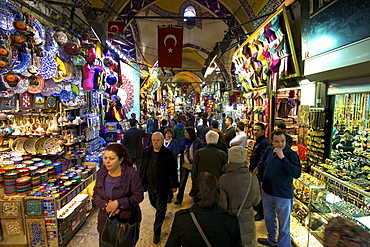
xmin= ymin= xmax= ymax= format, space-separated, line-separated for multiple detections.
xmin=93 ymin=144 xmax=144 ymax=246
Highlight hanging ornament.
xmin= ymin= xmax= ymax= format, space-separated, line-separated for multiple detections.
xmin=63 ymin=42 xmax=80 ymax=55
xmin=54 ymin=28 xmax=68 ymax=45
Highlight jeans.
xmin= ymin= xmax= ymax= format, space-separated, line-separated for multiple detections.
xmin=148 ymin=191 xmax=168 ymax=235
xmin=262 ymin=189 xmax=293 ymax=247
xmin=176 ymin=167 xmax=191 ymax=202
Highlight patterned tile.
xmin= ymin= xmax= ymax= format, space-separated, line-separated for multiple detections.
xmin=26 ymin=219 xmax=48 ymax=247
xmin=25 ymin=199 xmax=43 ymax=217
xmin=0 ymin=200 xmax=22 ymax=218
xmin=1 ymin=218 xmax=24 ymax=237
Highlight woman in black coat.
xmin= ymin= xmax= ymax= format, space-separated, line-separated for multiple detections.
xmin=165 ymin=172 xmax=242 ymax=247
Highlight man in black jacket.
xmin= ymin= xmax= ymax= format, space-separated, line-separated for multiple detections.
xmin=122 ymin=121 xmax=150 ymax=173
xmin=250 ymin=122 xmax=269 ymax=221
xmin=224 ymin=117 xmax=236 ymax=148
xmin=140 ymin=132 xmax=179 ymax=244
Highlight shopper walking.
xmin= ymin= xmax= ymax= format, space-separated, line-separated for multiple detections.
xmin=175 ymin=126 xmax=203 ymax=205
xmin=257 ymin=130 xmax=301 ymax=247
xmin=192 ymin=130 xmax=228 ymax=181
xmin=140 ymin=132 xmax=179 ymax=244
xmin=165 ymin=171 xmax=242 ymax=247
xmin=122 ymin=121 xmax=150 ymax=173
xmin=93 ymin=144 xmax=144 ymax=247
xmin=173 ymin=118 xmax=185 ymax=144
xmin=219 ymin=146 xmax=261 ymax=247
xmin=163 ymin=128 xmax=179 ymax=203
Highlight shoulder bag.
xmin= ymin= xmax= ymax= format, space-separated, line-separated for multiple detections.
xmin=190 ymin=212 xmax=212 ymax=247
xmin=237 ymin=173 xmax=252 ymax=217
xmin=101 ymin=197 xmax=140 ymax=247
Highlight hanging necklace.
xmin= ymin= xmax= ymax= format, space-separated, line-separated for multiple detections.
xmin=164 ymin=139 xmax=171 ymax=147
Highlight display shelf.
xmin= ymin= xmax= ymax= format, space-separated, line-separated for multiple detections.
xmin=55 ymin=172 xmax=96 ymax=211
xmin=291 ymin=216 xmax=323 ymax=247
xmin=0 ymin=235 xmax=28 ymax=246
xmin=311 ymin=166 xmax=370 ymax=199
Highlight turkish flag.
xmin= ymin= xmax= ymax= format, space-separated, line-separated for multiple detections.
xmin=108 ymin=21 xmax=125 ymax=40
xmin=158 ymin=27 xmax=183 ymax=68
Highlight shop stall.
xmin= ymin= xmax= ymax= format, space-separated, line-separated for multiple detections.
xmin=0 ymin=0 xmax=125 ymax=245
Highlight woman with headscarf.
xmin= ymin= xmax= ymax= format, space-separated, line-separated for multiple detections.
xmin=165 ymin=172 xmax=242 ymax=247
xmin=93 ymin=143 xmax=144 ymax=246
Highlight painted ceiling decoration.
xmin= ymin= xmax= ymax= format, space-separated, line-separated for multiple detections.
xmin=68 ymin=0 xmax=290 ymax=86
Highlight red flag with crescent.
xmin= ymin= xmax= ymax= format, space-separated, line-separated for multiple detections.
xmin=108 ymin=21 xmax=125 ymax=40
xmin=158 ymin=26 xmax=183 ymax=68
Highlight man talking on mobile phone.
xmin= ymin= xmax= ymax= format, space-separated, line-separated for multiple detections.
xmin=256 ymin=130 xmax=301 ymax=247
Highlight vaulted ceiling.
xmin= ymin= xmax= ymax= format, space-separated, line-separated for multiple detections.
xmin=71 ymin=0 xmax=288 ymax=85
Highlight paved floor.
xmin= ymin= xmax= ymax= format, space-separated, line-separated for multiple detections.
xmin=67 ymin=178 xmax=269 ymax=247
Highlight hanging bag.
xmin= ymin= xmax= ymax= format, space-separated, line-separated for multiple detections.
xmin=101 ymin=198 xmax=140 ymax=247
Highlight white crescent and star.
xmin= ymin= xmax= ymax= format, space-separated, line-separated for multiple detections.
xmin=164 ymin=34 xmax=177 ymax=53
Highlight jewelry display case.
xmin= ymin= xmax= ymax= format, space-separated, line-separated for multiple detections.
xmin=292 ymin=169 xmax=370 ymax=246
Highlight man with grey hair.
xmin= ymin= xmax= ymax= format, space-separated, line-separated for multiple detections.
xmin=140 ymin=132 xmax=179 ymax=244
xmin=192 ymin=130 xmax=228 ymax=182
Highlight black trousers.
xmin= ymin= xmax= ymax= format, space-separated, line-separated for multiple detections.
xmin=176 ymin=167 xmax=191 ymax=202
xmin=148 ymin=190 xmax=168 ymax=235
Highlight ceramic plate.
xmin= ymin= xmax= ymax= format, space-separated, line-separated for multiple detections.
xmin=12 ymin=49 xmax=31 ymax=74
xmin=34 ymin=136 xmax=49 ymax=155
xmin=43 ymin=138 xmax=62 ymax=154
xmin=59 ymin=89 xmax=70 ymax=104
xmin=11 ymin=137 xmax=28 ymax=152
xmin=23 ymin=136 xmax=38 ymax=155
xmin=41 ymin=78 xmax=57 ymax=96
xmin=62 ymin=59 xmax=73 ymax=83
xmin=53 ymin=56 xmax=66 ymax=82
xmin=43 ymin=26 xmax=58 ymax=56
xmin=30 ymin=17 xmax=45 ymax=41
xmin=12 ymin=77 xmax=29 ymax=94
xmin=27 ymin=75 xmax=45 ymax=94
xmin=40 ymin=49 xmax=57 ymax=79
xmin=0 ymin=0 xmax=23 ymax=32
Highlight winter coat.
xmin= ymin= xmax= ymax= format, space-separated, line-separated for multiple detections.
xmin=219 ymin=162 xmax=261 ymax=247
xmin=193 ymin=144 xmax=228 ymax=180
xmin=165 ymin=203 xmax=242 ymax=247
xmin=93 ymin=165 xmax=144 ymax=233
xmin=140 ymin=145 xmax=179 ymax=193
xmin=122 ymin=127 xmax=150 ymax=159
xmin=173 ymin=123 xmax=185 ymax=144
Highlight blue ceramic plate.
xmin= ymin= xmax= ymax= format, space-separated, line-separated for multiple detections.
xmin=12 ymin=49 xmax=31 ymax=74
xmin=44 ymin=26 xmax=58 ymax=56
xmin=59 ymin=89 xmax=70 ymax=104
xmin=0 ymin=0 xmax=23 ymax=32
xmin=40 ymin=49 xmax=57 ymax=79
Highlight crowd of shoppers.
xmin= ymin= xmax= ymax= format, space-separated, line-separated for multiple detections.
xmin=94 ymin=111 xmax=302 ymax=247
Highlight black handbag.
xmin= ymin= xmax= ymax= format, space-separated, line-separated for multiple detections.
xmin=101 ymin=200 xmax=140 ymax=247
